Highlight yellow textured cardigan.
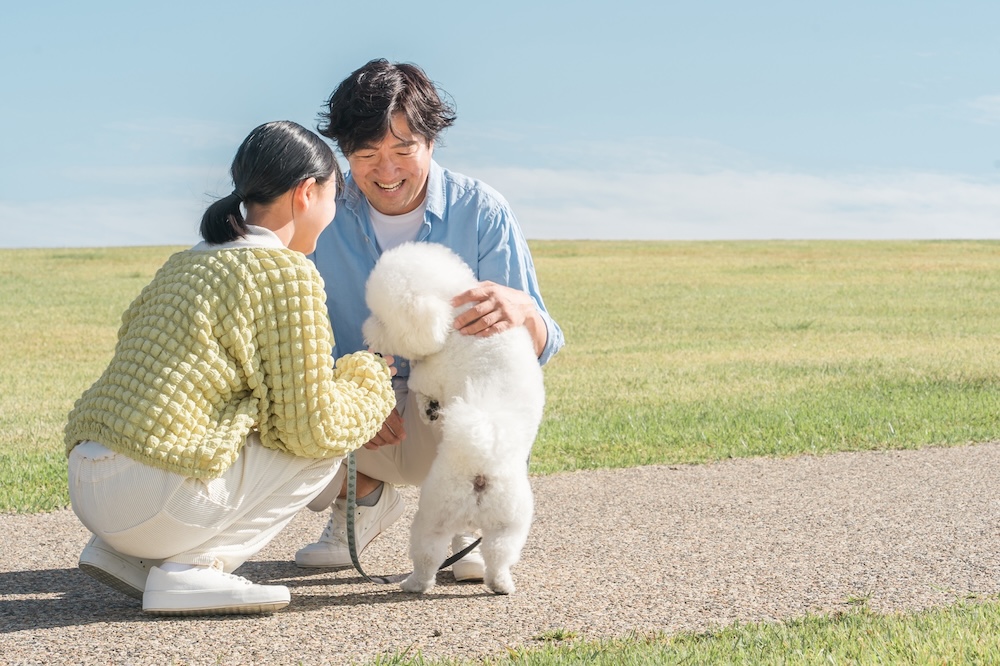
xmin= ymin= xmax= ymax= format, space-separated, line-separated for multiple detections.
xmin=65 ymin=246 xmax=395 ymax=479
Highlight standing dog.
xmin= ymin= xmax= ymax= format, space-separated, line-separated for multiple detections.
xmin=362 ymin=242 xmax=545 ymax=594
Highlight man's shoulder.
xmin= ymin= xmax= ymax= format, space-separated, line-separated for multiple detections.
xmin=438 ymin=165 xmax=510 ymax=212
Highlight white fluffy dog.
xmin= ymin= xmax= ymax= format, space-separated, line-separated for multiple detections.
xmin=362 ymin=242 xmax=545 ymax=595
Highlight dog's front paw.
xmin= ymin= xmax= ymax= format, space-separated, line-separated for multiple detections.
xmin=416 ymin=394 xmax=441 ymax=425
xmin=400 ymin=573 xmax=433 ymax=594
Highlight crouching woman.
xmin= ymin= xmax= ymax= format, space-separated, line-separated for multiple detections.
xmin=64 ymin=120 xmax=395 ymax=616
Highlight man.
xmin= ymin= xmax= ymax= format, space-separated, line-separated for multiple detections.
xmin=295 ymin=59 xmax=564 ymax=581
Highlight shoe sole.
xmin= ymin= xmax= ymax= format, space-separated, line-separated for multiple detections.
xmin=453 ymin=571 xmax=485 ymax=582
xmin=294 ymin=562 xmax=355 ymax=571
xmin=79 ymin=562 xmax=144 ymax=600
xmin=295 ymin=492 xmax=406 ymax=569
xmin=452 ymin=562 xmax=486 ymax=582
xmin=143 ymin=600 xmax=289 ymax=616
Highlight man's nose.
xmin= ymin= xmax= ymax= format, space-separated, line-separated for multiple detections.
xmin=372 ymin=152 xmax=399 ymax=176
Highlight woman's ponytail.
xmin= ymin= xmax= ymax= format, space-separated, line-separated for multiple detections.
xmin=199 ymin=191 xmax=247 ymax=244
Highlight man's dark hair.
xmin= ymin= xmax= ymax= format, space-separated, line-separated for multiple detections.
xmin=318 ymin=59 xmax=456 ymax=156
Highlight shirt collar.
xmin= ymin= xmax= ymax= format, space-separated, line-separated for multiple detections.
xmin=191 ymin=224 xmax=285 ymax=251
xmin=424 ymin=159 xmax=446 ymax=222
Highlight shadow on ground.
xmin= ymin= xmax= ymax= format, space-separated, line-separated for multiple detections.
xmin=0 ymin=562 xmax=492 ymax=632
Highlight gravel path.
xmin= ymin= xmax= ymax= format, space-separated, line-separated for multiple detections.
xmin=3 ymin=442 xmax=1000 ymax=665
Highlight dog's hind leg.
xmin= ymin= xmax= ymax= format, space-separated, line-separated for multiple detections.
xmin=480 ymin=519 xmax=531 ymax=595
xmin=400 ymin=514 xmax=450 ymax=594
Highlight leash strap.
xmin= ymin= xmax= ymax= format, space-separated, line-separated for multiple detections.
xmin=345 ymin=451 xmax=483 ymax=585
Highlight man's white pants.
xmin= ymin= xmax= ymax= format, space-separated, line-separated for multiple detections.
xmin=68 ymin=433 xmax=340 ymax=571
xmin=309 ymin=378 xmax=441 ymax=510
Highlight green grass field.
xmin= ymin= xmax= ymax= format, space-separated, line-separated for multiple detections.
xmin=2 ymin=240 xmax=999 ymax=663
xmin=534 ymin=240 xmax=1000 ymax=472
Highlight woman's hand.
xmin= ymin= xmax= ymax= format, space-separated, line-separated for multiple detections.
xmin=363 ymin=407 xmax=405 ymax=449
xmin=381 ymin=353 xmax=397 ymax=377
xmin=362 ymin=350 xmax=401 ymax=449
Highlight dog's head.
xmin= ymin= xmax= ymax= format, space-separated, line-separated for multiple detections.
xmin=362 ymin=242 xmax=478 ymax=360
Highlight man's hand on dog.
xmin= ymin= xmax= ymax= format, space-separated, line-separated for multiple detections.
xmin=452 ymin=281 xmax=546 ymax=356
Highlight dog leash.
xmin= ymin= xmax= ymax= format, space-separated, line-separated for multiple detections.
xmin=345 ymin=451 xmax=482 ymax=585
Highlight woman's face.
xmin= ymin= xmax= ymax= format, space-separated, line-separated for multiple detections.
xmin=288 ymin=175 xmax=337 ymax=254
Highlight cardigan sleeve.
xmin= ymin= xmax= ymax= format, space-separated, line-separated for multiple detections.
xmin=248 ymin=253 xmax=395 ymax=458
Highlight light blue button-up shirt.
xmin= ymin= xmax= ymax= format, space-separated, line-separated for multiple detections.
xmin=309 ymin=160 xmax=564 ymax=379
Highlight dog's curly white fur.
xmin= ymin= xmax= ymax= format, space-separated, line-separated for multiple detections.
xmin=362 ymin=242 xmax=545 ymax=595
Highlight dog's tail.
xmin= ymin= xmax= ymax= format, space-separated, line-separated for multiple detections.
xmin=438 ymin=394 xmax=539 ymax=467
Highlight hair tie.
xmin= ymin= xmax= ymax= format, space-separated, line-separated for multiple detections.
xmin=233 ymin=191 xmax=244 ymax=203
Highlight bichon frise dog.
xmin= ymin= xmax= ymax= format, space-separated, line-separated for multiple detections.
xmin=362 ymin=242 xmax=545 ymax=595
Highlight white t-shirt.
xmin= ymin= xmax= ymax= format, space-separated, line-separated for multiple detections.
xmin=369 ymin=201 xmax=426 ymax=251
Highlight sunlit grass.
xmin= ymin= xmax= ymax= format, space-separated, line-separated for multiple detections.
xmin=363 ymin=599 xmax=1000 ymax=664
xmin=531 ymin=240 xmax=1000 ymax=472
xmin=2 ymin=241 xmax=1000 ymax=510
xmin=0 ymin=246 xmax=176 ymax=512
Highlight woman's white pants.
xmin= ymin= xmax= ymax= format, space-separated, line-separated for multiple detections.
xmin=68 ymin=433 xmax=340 ymax=571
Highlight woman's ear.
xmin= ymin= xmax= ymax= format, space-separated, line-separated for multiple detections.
xmin=292 ymin=177 xmax=318 ymax=214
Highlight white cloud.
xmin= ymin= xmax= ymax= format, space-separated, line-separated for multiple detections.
xmin=965 ymin=95 xmax=1000 ymax=126
xmin=3 ymin=166 xmax=998 ymax=248
xmin=64 ymin=165 xmax=226 ymax=189
xmin=1 ymin=198 xmax=203 ymax=248
xmin=471 ymin=167 xmax=1000 ymax=240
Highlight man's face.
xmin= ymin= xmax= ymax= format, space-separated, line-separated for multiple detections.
xmin=347 ymin=113 xmax=433 ymax=216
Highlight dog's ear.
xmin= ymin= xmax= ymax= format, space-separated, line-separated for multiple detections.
xmin=363 ymin=295 xmax=452 ymax=359
xmin=361 ymin=315 xmax=388 ymax=354
xmin=393 ymin=294 xmax=452 ymax=358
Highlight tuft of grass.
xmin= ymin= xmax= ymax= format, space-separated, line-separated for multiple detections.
xmin=532 ymin=629 xmax=579 ymax=643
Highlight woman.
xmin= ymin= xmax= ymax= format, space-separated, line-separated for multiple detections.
xmin=64 ymin=120 xmax=395 ymax=616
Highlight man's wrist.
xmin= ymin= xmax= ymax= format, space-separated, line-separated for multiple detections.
xmin=525 ymin=308 xmax=547 ymax=358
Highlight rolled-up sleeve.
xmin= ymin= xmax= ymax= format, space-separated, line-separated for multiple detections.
xmin=476 ymin=200 xmax=565 ymax=366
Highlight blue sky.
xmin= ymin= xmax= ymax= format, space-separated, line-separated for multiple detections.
xmin=2 ymin=0 xmax=998 ymax=247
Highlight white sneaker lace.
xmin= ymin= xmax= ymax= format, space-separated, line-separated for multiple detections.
xmin=319 ymin=503 xmax=362 ymax=545
xmin=452 ymin=533 xmax=484 ymax=563
xmin=208 ymin=559 xmax=254 ymax=586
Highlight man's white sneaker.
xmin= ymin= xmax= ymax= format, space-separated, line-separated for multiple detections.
xmin=451 ymin=533 xmax=485 ymax=582
xmin=78 ymin=535 xmax=160 ymax=600
xmin=295 ymin=484 xmax=404 ymax=568
xmin=142 ymin=561 xmax=290 ymax=616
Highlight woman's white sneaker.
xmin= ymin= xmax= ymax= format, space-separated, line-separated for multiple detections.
xmin=142 ymin=561 xmax=290 ymax=616
xmin=78 ymin=535 xmax=160 ymax=600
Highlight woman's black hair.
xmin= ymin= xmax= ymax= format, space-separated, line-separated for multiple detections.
xmin=200 ymin=120 xmax=344 ymax=244
xmin=318 ymin=59 xmax=456 ymax=156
